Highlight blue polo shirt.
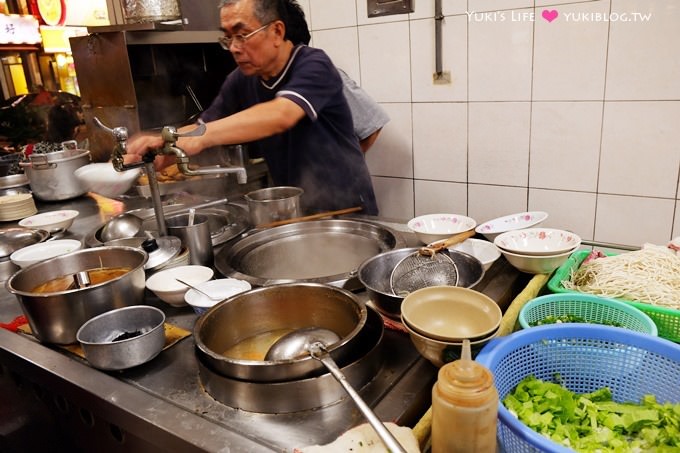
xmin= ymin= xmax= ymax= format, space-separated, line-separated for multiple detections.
xmin=201 ymin=45 xmax=378 ymax=215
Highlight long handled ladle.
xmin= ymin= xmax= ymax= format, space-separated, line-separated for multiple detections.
xmin=265 ymin=327 xmax=408 ymax=453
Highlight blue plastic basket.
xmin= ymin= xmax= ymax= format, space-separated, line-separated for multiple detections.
xmin=475 ymin=324 xmax=680 ymax=453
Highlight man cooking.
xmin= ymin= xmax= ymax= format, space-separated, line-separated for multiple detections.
xmin=126 ymin=0 xmax=379 ymax=216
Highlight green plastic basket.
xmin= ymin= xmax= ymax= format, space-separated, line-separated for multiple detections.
xmin=519 ymin=293 xmax=657 ymax=335
xmin=548 ymin=250 xmax=680 ymax=342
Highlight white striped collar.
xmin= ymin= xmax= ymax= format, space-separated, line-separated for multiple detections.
xmin=260 ymin=45 xmax=305 ymax=90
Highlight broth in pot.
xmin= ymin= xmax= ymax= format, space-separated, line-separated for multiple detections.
xmin=32 ymin=267 xmax=131 ymax=293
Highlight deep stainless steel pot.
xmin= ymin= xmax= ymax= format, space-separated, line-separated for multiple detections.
xmin=20 ymin=149 xmax=91 ymax=201
xmin=244 ymin=186 xmax=303 ymax=227
xmin=214 ymin=219 xmax=406 ymax=289
xmin=194 ymin=283 xmax=367 ymax=382
xmin=198 ymin=306 xmax=384 ymax=413
xmin=5 ymin=246 xmax=148 ymax=344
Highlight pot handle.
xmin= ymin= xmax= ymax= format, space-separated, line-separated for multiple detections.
xmin=26 ymin=154 xmax=56 ymax=170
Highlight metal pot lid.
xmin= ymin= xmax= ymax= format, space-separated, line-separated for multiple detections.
xmin=27 ymin=148 xmax=90 ymax=163
xmin=0 ymin=227 xmax=49 ymax=258
xmin=0 ymin=174 xmax=29 ymax=189
xmin=141 ymin=236 xmax=182 ymax=270
xmin=215 ymin=219 xmax=406 ymax=288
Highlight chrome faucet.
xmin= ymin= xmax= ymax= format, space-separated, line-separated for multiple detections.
xmin=94 ymin=117 xmax=248 ymax=236
xmin=94 ymin=117 xmax=248 ymax=184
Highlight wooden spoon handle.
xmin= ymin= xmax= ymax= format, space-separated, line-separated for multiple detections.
xmin=421 ymin=229 xmax=476 ymax=255
xmin=257 ymin=206 xmax=363 ymax=229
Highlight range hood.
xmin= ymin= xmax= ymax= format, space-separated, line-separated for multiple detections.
xmin=91 ymin=0 xmax=220 ymax=33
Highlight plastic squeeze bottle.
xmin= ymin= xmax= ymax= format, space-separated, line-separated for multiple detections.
xmin=431 ymin=339 xmax=499 ymax=453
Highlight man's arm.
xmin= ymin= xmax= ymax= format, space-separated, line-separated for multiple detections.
xmin=126 ymin=96 xmax=306 ymax=165
xmin=193 ymin=96 xmax=305 ymax=151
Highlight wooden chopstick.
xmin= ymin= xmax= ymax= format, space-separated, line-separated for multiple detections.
xmin=257 ymin=206 xmax=363 ymax=229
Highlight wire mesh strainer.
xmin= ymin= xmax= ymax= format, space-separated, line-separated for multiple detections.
xmin=390 ymin=230 xmax=475 ymax=296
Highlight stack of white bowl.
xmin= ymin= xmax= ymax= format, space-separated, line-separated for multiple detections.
xmin=399 ymin=286 xmax=503 ymax=367
xmin=493 ymin=227 xmax=581 ymax=274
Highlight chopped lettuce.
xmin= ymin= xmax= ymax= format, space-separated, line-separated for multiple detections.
xmin=503 ymin=375 xmax=680 ymax=452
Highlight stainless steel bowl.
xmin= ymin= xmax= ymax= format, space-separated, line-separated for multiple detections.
xmin=358 ymin=247 xmax=486 ymax=319
xmin=6 ymin=246 xmax=148 ymax=344
xmin=77 ymin=305 xmax=166 ymax=370
xmin=194 ymin=283 xmax=367 ymax=382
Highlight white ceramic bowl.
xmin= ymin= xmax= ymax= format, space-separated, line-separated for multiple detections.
xmin=499 ymin=247 xmax=577 ymax=275
xmin=145 ymin=265 xmax=214 ymax=307
xmin=184 ymin=278 xmax=252 ymax=315
xmin=18 ymin=209 xmax=79 ymax=233
xmin=494 ymin=228 xmax=581 ymax=256
xmin=74 ymin=163 xmax=141 ymax=199
xmin=475 ymin=211 xmax=548 ymax=242
xmin=449 ymin=238 xmax=501 ymax=272
xmin=408 ymin=213 xmax=477 ymax=245
xmin=10 ymin=239 xmax=82 ymax=268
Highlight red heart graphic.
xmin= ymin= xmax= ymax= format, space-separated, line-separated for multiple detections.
xmin=542 ymin=9 xmax=559 ymax=22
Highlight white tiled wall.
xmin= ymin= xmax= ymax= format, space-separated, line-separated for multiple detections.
xmin=305 ymin=0 xmax=680 ymax=247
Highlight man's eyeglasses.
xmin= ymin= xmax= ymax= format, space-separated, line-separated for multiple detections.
xmin=218 ymin=22 xmax=273 ymax=50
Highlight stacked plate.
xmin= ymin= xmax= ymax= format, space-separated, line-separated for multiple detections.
xmin=0 ymin=193 xmax=37 ymax=222
xmin=494 ymin=227 xmax=581 ymax=274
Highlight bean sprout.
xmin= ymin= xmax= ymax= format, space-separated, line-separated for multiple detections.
xmin=562 ymin=246 xmax=680 ymax=309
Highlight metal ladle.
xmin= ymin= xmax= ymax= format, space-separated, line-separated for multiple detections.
xmin=265 ymin=327 xmax=408 ymax=453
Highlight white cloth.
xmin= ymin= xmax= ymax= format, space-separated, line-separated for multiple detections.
xmin=296 ymin=422 xmax=421 ymax=453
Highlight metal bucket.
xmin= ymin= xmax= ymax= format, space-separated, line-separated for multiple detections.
xmin=6 ymin=246 xmax=148 ymax=344
xmin=20 ymin=148 xmax=91 ymax=201
xmin=244 ymin=186 xmax=303 ymax=227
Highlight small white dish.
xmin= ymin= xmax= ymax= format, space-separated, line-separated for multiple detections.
xmin=184 ymin=278 xmax=252 ymax=315
xmin=475 ymin=211 xmax=548 ymax=242
xmin=145 ymin=265 xmax=214 ymax=307
xmin=408 ymin=213 xmax=477 ymax=245
xmin=18 ymin=209 xmax=79 ymax=233
xmin=494 ymin=228 xmax=581 ymax=256
xmin=449 ymin=238 xmax=501 ymax=272
xmin=74 ymin=163 xmax=141 ymax=199
xmin=10 ymin=239 xmax=82 ymax=268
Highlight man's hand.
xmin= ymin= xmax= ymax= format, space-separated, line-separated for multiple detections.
xmin=124 ymin=133 xmax=178 ymax=170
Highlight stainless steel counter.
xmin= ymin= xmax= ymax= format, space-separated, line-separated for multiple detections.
xmin=0 ymin=193 xmax=526 ymax=452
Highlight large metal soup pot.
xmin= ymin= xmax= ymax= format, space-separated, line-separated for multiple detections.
xmin=6 ymin=246 xmax=148 ymax=344
xmin=194 ymin=283 xmax=367 ymax=382
xmin=20 ymin=148 xmax=91 ymax=201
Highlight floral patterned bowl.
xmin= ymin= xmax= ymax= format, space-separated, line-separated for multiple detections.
xmin=407 ymin=213 xmax=477 ymax=245
xmin=494 ymin=227 xmax=581 ymax=256
xmin=475 ymin=211 xmax=548 ymax=242
xmin=18 ymin=209 xmax=79 ymax=233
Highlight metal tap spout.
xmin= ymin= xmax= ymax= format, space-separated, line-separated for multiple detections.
xmin=158 ymin=122 xmax=248 ymax=184
xmin=94 ymin=117 xmax=141 ymax=172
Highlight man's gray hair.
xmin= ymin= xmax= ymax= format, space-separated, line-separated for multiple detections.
xmin=217 ymin=0 xmax=281 ymax=25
